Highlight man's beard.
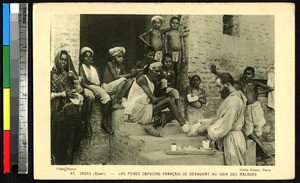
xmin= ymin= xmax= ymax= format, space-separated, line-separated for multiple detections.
xmin=220 ymin=86 xmax=230 ymax=99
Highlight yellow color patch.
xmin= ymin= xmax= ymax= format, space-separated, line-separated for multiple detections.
xmin=3 ymin=89 xmax=10 ymax=130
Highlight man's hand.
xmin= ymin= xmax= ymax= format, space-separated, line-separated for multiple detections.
xmin=66 ymin=90 xmax=77 ymax=99
xmin=68 ymin=71 xmax=77 ymax=79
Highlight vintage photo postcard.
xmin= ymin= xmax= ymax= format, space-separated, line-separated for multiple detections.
xmin=33 ymin=3 xmax=295 ymax=180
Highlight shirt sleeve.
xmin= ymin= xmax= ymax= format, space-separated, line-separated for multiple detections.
xmin=207 ymin=97 xmax=242 ymax=141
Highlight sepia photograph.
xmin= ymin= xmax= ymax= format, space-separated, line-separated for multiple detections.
xmin=33 ymin=3 xmax=294 ymax=180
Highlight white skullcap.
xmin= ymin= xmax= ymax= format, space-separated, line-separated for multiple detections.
xmin=80 ymin=47 xmax=94 ymax=56
xmin=109 ymin=47 xmax=126 ymax=57
xmin=151 ymin=16 xmax=164 ymax=23
xmin=149 ymin=61 xmax=163 ymax=70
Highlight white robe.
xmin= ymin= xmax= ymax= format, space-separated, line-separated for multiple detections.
xmin=207 ymin=90 xmax=247 ymax=165
xmin=124 ymin=75 xmax=154 ymax=125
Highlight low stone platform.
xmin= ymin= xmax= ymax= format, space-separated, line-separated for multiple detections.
xmin=110 ymin=109 xmax=256 ymax=165
xmin=72 ymin=98 xmax=264 ymax=165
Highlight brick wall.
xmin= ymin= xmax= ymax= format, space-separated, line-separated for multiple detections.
xmin=187 ymin=15 xmax=274 ymax=97
xmin=50 ymin=15 xmax=80 ymax=73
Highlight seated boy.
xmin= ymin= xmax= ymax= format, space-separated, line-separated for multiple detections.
xmin=157 ymin=54 xmax=180 ymax=108
xmin=79 ymin=47 xmax=115 ymax=134
xmin=185 ymin=74 xmax=207 ymax=123
xmin=134 ymin=46 xmax=156 ymax=70
xmin=103 ymin=46 xmax=130 ymax=109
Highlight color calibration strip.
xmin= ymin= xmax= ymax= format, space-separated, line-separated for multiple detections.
xmin=3 ymin=3 xmax=11 ymax=174
xmin=3 ymin=3 xmax=29 ymax=174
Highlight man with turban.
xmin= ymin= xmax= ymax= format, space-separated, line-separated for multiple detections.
xmin=124 ymin=62 xmax=190 ymax=137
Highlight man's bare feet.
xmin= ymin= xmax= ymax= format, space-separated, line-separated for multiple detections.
xmin=144 ymin=125 xmax=162 ymax=137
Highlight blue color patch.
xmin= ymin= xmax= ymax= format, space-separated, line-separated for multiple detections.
xmin=3 ymin=4 xmax=10 ymax=45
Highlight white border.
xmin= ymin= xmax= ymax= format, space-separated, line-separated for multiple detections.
xmin=33 ymin=3 xmax=295 ymax=180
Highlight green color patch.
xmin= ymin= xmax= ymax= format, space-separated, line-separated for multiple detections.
xmin=3 ymin=46 xmax=10 ymax=88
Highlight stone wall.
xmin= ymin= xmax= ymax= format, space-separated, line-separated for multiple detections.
xmin=50 ymin=14 xmax=80 ymax=73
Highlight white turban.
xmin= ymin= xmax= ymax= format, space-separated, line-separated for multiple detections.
xmin=149 ymin=61 xmax=163 ymax=70
xmin=151 ymin=16 xmax=164 ymax=23
xmin=109 ymin=47 xmax=126 ymax=57
xmin=80 ymin=47 xmax=94 ymax=56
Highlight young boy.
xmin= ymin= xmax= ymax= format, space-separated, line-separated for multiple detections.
xmin=139 ymin=16 xmax=172 ymax=62
xmin=185 ymin=75 xmax=207 ymax=123
xmin=238 ymin=67 xmax=274 ymax=137
xmin=158 ymin=53 xmax=180 ymax=108
xmin=134 ymin=46 xmax=156 ymax=70
xmin=210 ymin=65 xmax=274 ymax=159
xmin=103 ymin=47 xmax=131 ymax=109
xmin=165 ymin=16 xmax=186 ymax=88
xmin=80 ymin=47 xmax=117 ymax=134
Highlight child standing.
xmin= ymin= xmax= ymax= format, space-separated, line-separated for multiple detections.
xmin=139 ymin=16 xmax=171 ymax=62
xmin=185 ymin=75 xmax=207 ymax=123
xmin=238 ymin=67 xmax=274 ymax=137
xmin=165 ymin=16 xmax=186 ymax=89
xmin=238 ymin=67 xmax=274 ymax=159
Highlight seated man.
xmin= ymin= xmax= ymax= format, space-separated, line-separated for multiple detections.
xmin=124 ymin=62 xmax=190 ymax=137
xmin=112 ymin=46 xmax=156 ymax=108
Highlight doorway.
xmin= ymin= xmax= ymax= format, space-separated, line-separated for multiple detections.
xmin=80 ymin=15 xmax=146 ymax=79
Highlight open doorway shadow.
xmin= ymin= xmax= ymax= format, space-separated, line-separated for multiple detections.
xmin=80 ymin=15 xmax=146 ymax=79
